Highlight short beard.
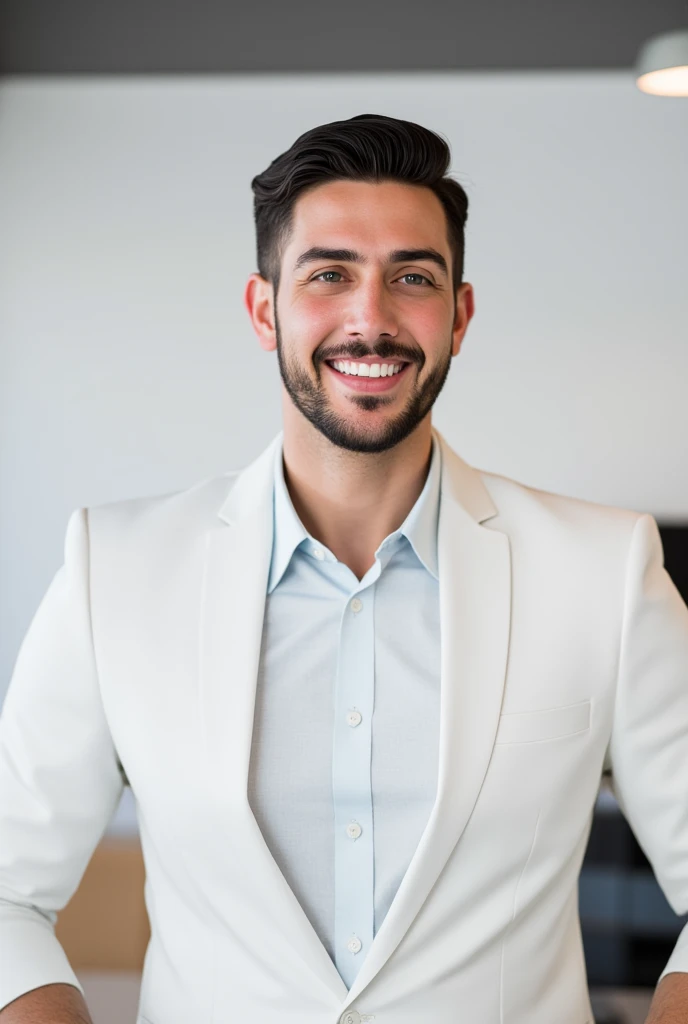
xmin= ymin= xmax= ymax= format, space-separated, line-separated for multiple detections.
xmin=274 ymin=308 xmax=454 ymax=454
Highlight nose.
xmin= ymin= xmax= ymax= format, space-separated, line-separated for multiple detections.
xmin=341 ymin=276 xmax=399 ymax=341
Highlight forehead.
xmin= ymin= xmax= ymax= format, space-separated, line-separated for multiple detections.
xmin=286 ymin=179 xmax=450 ymax=255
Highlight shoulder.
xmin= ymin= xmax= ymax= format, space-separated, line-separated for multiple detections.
xmin=85 ymin=470 xmax=242 ymax=547
xmin=468 ymin=463 xmax=646 ymax=567
xmin=481 ymin=465 xmax=641 ymax=527
xmin=438 ymin=431 xmax=644 ymax=545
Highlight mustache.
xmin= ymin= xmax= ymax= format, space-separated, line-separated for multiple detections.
xmin=319 ymin=346 xmax=419 ymax=363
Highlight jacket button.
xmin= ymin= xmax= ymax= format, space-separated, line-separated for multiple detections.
xmin=339 ymin=1012 xmax=361 ymax=1024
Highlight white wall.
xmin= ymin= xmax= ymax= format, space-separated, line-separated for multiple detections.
xmin=1 ymin=73 xmax=687 ymax=833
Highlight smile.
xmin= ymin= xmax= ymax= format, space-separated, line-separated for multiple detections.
xmin=325 ymin=360 xmax=412 ymax=393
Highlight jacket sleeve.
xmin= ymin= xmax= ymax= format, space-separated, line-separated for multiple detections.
xmin=606 ymin=513 xmax=688 ymax=983
xmin=0 ymin=507 xmax=125 ymax=1011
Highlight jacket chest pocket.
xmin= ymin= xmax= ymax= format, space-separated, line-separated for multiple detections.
xmin=495 ymin=699 xmax=591 ymax=744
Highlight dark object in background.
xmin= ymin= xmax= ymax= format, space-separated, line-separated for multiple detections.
xmin=590 ymin=992 xmax=626 ymax=1024
xmin=659 ymin=525 xmax=688 ymax=602
xmin=580 ymin=523 xmax=688 ymax=989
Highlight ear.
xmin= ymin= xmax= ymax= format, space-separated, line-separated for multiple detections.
xmin=244 ymin=273 xmax=277 ymax=352
xmin=451 ymin=282 xmax=475 ymax=357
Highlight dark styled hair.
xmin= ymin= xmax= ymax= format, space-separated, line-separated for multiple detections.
xmin=250 ymin=113 xmax=469 ymax=295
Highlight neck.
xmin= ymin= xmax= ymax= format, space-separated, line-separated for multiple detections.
xmin=280 ymin=399 xmax=434 ymax=579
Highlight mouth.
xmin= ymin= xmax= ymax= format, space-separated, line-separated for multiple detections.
xmin=324 ymin=360 xmax=413 ymax=393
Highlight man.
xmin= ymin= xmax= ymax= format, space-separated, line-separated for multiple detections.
xmin=0 ymin=114 xmax=687 ymax=1024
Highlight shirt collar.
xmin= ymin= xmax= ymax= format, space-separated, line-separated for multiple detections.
xmin=267 ymin=431 xmax=441 ymax=593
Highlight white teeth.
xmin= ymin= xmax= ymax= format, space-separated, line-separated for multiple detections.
xmin=332 ymin=361 xmax=403 ymax=377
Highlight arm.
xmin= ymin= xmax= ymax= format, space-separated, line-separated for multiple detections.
xmin=0 ymin=508 xmax=125 ymax=1012
xmin=605 ymin=515 xmax=688 ymax=1001
xmin=646 ymin=971 xmax=688 ymax=1023
xmin=0 ymin=983 xmax=93 ymax=1023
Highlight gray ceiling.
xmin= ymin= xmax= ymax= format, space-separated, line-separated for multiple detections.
xmin=1 ymin=0 xmax=686 ymax=74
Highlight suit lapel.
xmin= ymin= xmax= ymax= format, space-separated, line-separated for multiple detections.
xmin=345 ymin=431 xmax=512 ymax=1002
xmin=198 ymin=427 xmax=512 ymax=1007
xmin=199 ymin=433 xmax=350 ymax=1003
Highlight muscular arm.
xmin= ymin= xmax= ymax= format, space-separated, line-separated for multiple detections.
xmin=0 ymin=983 xmax=93 ymax=1023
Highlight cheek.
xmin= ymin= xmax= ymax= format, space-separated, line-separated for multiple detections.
xmin=286 ymin=297 xmax=339 ymax=341
xmin=410 ymin=300 xmax=451 ymax=338
xmin=399 ymin=309 xmax=450 ymax=357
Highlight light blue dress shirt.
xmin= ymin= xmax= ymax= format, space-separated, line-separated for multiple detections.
xmin=247 ymin=432 xmax=442 ymax=990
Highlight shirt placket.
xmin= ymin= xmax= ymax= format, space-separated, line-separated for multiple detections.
xmin=331 ymin=541 xmax=398 ymax=989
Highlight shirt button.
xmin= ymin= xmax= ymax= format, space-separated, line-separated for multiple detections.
xmin=351 ymin=597 xmax=363 ymax=613
xmin=347 ymin=936 xmax=363 ymax=954
xmin=346 ymin=710 xmax=362 ymax=727
xmin=312 ymin=546 xmax=324 ymax=560
xmin=339 ymin=1012 xmax=361 ymax=1024
xmin=346 ymin=821 xmax=362 ymax=840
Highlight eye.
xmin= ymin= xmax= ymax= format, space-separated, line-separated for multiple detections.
xmin=313 ymin=270 xmax=344 ymax=283
xmin=399 ymin=273 xmax=432 ymax=286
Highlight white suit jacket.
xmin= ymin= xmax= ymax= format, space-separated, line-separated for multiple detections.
xmin=1 ymin=426 xmax=688 ymax=1024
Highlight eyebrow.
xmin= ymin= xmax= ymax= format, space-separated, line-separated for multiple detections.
xmin=292 ymin=247 xmax=449 ymax=278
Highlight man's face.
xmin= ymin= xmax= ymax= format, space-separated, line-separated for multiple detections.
xmin=250 ymin=179 xmax=474 ymax=454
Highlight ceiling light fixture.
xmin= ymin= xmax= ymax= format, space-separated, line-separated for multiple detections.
xmin=636 ymin=28 xmax=688 ymax=96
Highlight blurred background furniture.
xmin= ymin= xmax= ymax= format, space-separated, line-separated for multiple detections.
xmin=55 ymin=838 xmax=149 ymax=972
xmin=56 ymin=837 xmax=148 ymax=1022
